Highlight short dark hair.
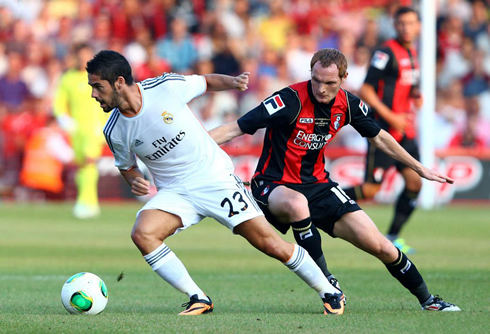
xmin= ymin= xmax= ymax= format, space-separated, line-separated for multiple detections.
xmin=310 ymin=48 xmax=348 ymax=78
xmin=394 ymin=6 xmax=420 ymax=22
xmin=86 ymin=50 xmax=134 ymax=86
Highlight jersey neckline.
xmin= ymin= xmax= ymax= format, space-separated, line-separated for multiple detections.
xmin=117 ymin=83 xmax=145 ymax=119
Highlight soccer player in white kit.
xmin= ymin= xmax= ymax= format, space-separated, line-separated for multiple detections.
xmin=86 ymin=50 xmax=345 ymax=315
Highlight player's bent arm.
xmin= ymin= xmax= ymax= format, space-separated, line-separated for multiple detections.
xmin=368 ymin=130 xmax=454 ymax=184
xmin=204 ymin=72 xmax=249 ymax=92
xmin=360 ymin=83 xmax=394 ymax=121
xmin=208 ymin=121 xmax=245 ymax=145
xmin=119 ymin=166 xmax=151 ymax=196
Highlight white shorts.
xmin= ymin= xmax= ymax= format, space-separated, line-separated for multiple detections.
xmin=137 ymin=173 xmax=263 ymax=235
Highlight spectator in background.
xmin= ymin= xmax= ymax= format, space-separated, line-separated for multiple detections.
xmin=461 ymin=50 xmax=490 ymax=97
xmin=0 ymin=43 xmax=7 ymax=77
xmin=463 ymin=0 xmax=488 ymax=41
xmin=343 ymin=45 xmax=371 ymax=95
xmin=258 ymin=0 xmax=295 ymax=53
xmin=156 ymin=17 xmax=198 ymax=73
xmin=377 ymin=1 xmax=400 ymax=42
xmin=450 ymin=95 xmax=490 ymax=148
xmin=0 ymin=51 xmax=30 ymax=111
xmin=358 ymin=19 xmax=382 ymax=53
xmin=439 ymin=36 xmax=476 ymax=88
xmin=50 ymin=16 xmax=73 ymax=61
xmin=286 ymin=32 xmax=317 ymax=82
xmin=21 ymin=40 xmax=49 ymax=99
xmin=53 ymin=44 xmax=107 ymax=219
xmin=210 ymin=23 xmax=241 ymax=76
xmin=20 ymin=115 xmax=74 ymax=199
xmin=435 ymin=79 xmax=467 ymax=149
xmin=0 ymin=98 xmax=48 ymax=193
xmin=316 ymin=15 xmax=340 ymax=50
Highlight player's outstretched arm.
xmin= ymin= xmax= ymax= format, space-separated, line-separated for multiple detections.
xmin=208 ymin=121 xmax=245 ymax=145
xmin=368 ymin=130 xmax=454 ymax=184
xmin=120 ymin=167 xmax=151 ymax=196
xmin=203 ymin=72 xmax=250 ymax=92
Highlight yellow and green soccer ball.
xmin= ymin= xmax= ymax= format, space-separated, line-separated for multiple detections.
xmin=61 ymin=272 xmax=108 ymax=315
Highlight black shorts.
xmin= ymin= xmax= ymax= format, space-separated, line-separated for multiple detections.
xmin=251 ymin=178 xmax=361 ymax=238
xmin=364 ymin=136 xmax=420 ymax=184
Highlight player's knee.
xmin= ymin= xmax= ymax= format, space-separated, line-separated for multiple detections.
xmin=406 ymin=177 xmax=422 ymax=193
xmin=281 ymin=194 xmax=309 ymax=217
xmin=372 ymin=238 xmax=397 ymax=262
xmin=131 ymin=224 xmax=158 ymax=249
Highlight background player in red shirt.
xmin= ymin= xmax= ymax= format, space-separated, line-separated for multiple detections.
xmin=210 ymin=48 xmax=460 ymax=311
xmin=343 ymin=7 xmax=423 ymax=254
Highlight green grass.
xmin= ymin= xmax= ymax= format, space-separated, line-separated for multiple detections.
xmin=0 ymin=202 xmax=489 ymax=333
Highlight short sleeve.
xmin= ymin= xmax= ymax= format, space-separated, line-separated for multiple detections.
xmin=110 ymin=138 xmax=137 ymax=171
xmin=237 ymin=87 xmax=301 ymax=135
xmin=364 ymin=47 xmax=394 ymax=87
xmin=168 ymin=74 xmax=207 ymax=104
xmin=347 ymin=93 xmax=381 ymax=138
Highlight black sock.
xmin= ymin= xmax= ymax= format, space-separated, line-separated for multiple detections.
xmin=343 ymin=185 xmax=363 ymax=201
xmin=387 ymin=188 xmax=419 ymax=237
xmin=385 ymin=248 xmax=431 ymax=304
xmin=291 ymin=217 xmax=331 ymax=278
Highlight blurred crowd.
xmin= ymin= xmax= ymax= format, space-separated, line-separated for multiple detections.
xmin=0 ymin=0 xmax=489 ymax=199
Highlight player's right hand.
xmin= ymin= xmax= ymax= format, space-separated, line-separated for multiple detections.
xmin=388 ymin=113 xmax=410 ymax=133
xmin=131 ymin=177 xmax=150 ymax=196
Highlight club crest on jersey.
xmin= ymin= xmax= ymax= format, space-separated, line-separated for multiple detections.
xmin=299 ymin=118 xmax=314 ymax=124
xmin=162 ymin=111 xmax=174 ymax=124
xmin=372 ymin=50 xmax=390 ymax=70
xmin=333 ymin=114 xmax=342 ymax=130
xmin=359 ymin=100 xmax=369 ymax=116
xmin=263 ymin=94 xmax=285 ymax=115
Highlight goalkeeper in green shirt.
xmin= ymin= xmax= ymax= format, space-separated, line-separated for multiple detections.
xmin=54 ymin=44 xmax=108 ymax=219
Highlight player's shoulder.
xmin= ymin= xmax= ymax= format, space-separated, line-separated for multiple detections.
xmin=60 ymin=69 xmax=80 ymax=84
xmin=341 ymin=88 xmax=370 ymax=116
xmin=103 ymin=109 xmax=122 ymax=136
xmin=139 ymin=73 xmax=186 ymax=91
xmin=370 ymin=43 xmax=395 ymax=71
xmin=341 ymin=88 xmax=360 ymax=103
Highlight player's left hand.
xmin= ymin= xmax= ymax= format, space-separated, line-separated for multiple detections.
xmin=233 ymin=72 xmax=250 ymax=92
xmin=131 ymin=177 xmax=151 ymax=196
xmin=419 ymin=167 xmax=454 ymax=184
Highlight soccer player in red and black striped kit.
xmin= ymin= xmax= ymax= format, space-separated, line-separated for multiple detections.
xmin=343 ymin=7 xmax=423 ymax=254
xmin=210 ymin=48 xmax=460 ymax=311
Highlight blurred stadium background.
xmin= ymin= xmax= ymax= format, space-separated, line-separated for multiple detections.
xmin=0 ymin=0 xmax=489 ymax=205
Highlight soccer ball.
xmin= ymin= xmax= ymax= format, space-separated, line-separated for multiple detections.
xmin=61 ymin=272 xmax=108 ymax=315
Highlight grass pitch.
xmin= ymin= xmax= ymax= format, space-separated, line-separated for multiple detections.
xmin=0 ymin=202 xmax=489 ymax=333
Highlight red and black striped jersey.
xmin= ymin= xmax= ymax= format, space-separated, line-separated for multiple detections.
xmin=364 ymin=39 xmax=420 ymax=142
xmin=238 ymin=80 xmax=380 ymax=185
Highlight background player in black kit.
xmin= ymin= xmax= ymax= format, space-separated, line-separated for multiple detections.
xmin=343 ymin=7 xmax=423 ymax=254
xmin=209 ymin=48 xmax=460 ymax=311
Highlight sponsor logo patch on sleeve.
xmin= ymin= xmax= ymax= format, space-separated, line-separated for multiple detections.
xmin=371 ymin=50 xmax=390 ymax=70
xmin=359 ymin=100 xmax=369 ymax=116
xmin=263 ymin=94 xmax=285 ymax=115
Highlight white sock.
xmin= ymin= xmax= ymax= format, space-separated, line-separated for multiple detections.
xmin=283 ymin=244 xmax=340 ymax=298
xmin=143 ymin=243 xmax=207 ymax=300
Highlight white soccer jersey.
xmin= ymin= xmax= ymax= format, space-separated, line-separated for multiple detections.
xmin=103 ymin=73 xmax=235 ymax=190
